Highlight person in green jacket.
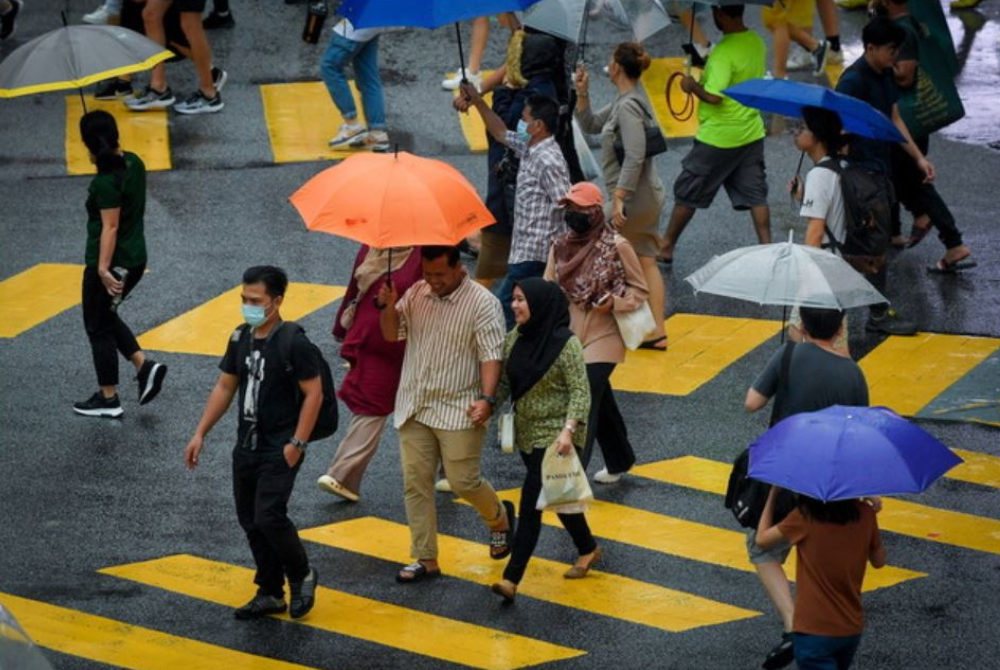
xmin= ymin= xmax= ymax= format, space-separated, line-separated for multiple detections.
xmin=489 ymin=278 xmax=600 ymax=603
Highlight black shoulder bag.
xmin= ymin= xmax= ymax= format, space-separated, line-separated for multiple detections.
xmin=613 ymin=98 xmax=667 ymax=165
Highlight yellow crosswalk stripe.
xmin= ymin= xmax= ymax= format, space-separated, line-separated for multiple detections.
xmin=859 ymin=333 xmax=1000 ymax=416
xmin=459 ymin=490 xmax=924 ymax=592
xmin=949 ymin=449 xmax=1000 ymax=489
xmin=137 ymin=283 xmax=345 ymax=356
xmin=66 ymin=96 xmax=171 ymax=175
xmin=611 ymin=313 xmax=781 ymax=395
xmin=639 ymin=58 xmax=702 ymax=139
xmin=301 ymin=517 xmax=760 ymax=632
xmin=0 ymin=591 xmax=321 ymax=670
xmin=261 ymin=82 xmax=370 ymax=164
xmin=451 ymin=71 xmax=494 ymax=152
xmin=100 ymin=554 xmax=582 ymax=670
xmin=0 ymin=264 xmax=84 ymax=338
xmin=634 ymin=456 xmax=1000 ymax=557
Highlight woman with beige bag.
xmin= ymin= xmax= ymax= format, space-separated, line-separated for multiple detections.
xmin=545 ymin=182 xmax=650 ymax=484
xmin=490 ymin=278 xmax=599 ymax=604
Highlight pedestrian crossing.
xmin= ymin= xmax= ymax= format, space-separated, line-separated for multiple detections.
xmin=261 ymin=82 xmax=370 ymax=163
xmin=65 ymin=95 xmax=171 ymax=175
xmin=0 ymin=263 xmax=83 ymax=338
xmin=640 ymin=57 xmax=702 ymax=139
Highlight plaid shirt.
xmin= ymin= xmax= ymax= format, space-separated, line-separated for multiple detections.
xmin=505 ymin=132 xmax=572 ymax=265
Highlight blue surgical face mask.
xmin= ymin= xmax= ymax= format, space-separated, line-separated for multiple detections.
xmin=242 ymin=304 xmax=267 ymax=328
xmin=516 ymin=119 xmax=532 ymax=142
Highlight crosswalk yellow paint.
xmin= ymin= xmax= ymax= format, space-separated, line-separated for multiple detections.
xmin=66 ymin=95 xmax=171 ymax=175
xmin=633 ymin=456 xmax=1000 ymax=557
xmin=611 ymin=313 xmax=781 ymax=395
xmin=949 ymin=449 xmax=1000 ymax=489
xmin=640 ymin=58 xmax=702 ymax=139
xmin=0 ymin=591 xmax=320 ymax=670
xmin=859 ymin=333 xmax=1000 ymax=416
xmin=0 ymin=264 xmax=83 ymax=338
xmin=301 ymin=517 xmax=760 ymax=632
xmin=461 ymin=490 xmax=924 ymax=592
xmin=101 ymin=554 xmax=580 ymax=669
xmin=261 ymin=82 xmax=369 ymax=163
xmin=451 ymin=71 xmax=494 ymax=152
xmin=137 ymin=283 xmax=345 ymax=356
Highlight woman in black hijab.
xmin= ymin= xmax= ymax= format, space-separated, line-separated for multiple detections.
xmin=491 ymin=278 xmax=599 ymax=603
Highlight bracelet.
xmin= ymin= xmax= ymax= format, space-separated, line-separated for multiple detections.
xmin=563 ymin=423 xmax=576 ymax=434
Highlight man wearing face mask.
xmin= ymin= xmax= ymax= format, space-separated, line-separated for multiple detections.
xmin=184 ymin=266 xmax=322 ymax=622
xmin=462 ymin=82 xmax=572 ymax=329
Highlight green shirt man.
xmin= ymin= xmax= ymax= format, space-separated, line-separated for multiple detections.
xmin=696 ymin=29 xmax=767 ymax=149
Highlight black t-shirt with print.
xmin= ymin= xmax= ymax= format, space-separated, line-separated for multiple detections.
xmin=219 ymin=323 xmax=322 ymax=453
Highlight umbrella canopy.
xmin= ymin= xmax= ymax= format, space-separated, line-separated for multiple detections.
xmin=524 ymin=0 xmax=671 ymax=44
xmin=749 ymin=405 xmax=963 ymax=501
xmin=685 ymin=234 xmax=886 ymax=309
xmin=339 ymin=0 xmax=544 ymax=29
xmin=690 ymin=0 xmax=775 ymax=6
xmin=722 ymin=78 xmax=906 ymax=142
xmin=290 ymin=151 xmax=495 ymax=248
xmin=0 ymin=25 xmax=171 ymax=98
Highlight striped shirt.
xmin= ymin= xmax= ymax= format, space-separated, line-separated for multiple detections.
xmin=393 ymin=276 xmax=505 ymax=430
xmin=505 ymin=132 xmax=572 ymax=265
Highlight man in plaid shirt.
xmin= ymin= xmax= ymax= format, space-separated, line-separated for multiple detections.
xmin=463 ymin=84 xmax=572 ymax=329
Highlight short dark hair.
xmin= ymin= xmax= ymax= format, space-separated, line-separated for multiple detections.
xmin=799 ymin=496 xmax=862 ymax=525
xmin=802 ymin=106 xmax=845 ymax=155
xmin=420 ymin=245 xmax=461 ymax=266
xmin=715 ymin=4 xmax=745 ymax=19
xmin=243 ymin=265 xmax=288 ymax=298
xmin=800 ymin=306 xmax=845 ymax=340
xmin=862 ymin=16 xmax=907 ymax=48
xmin=525 ymin=94 xmax=560 ymax=135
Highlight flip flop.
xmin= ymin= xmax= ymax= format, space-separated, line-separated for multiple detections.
xmin=928 ymin=257 xmax=977 ymax=274
xmin=906 ymin=224 xmax=932 ymax=249
xmin=655 ymin=256 xmax=673 ymax=266
xmin=489 ymin=500 xmax=517 ymax=560
xmin=638 ymin=336 xmax=668 ymax=351
xmin=396 ymin=562 xmax=441 ymax=584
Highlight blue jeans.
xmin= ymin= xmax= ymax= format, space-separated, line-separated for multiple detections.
xmin=793 ymin=633 xmax=862 ymax=670
xmin=497 ymin=261 xmax=547 ymax=330
xmin=320 ymin=33 xmax=385 ymax=130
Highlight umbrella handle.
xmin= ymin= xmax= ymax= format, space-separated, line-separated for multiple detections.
xmin=455 ymin=22 xmax=467 ymax=84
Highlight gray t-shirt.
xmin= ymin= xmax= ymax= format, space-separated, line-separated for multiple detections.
xmin=752 ymin=342 xmax=869 ymax=424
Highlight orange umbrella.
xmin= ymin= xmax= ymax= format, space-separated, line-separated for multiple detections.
xmin=290 ymin=151 xmax=495 ymax=247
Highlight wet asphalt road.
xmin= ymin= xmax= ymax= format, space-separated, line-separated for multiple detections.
xmin=2 ymin=2 xmax=1000 ymax=669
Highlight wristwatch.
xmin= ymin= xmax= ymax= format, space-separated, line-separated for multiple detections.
xmin=290 ymin=437 xmax=308 ymax=451
xmin=478 ymin=394 xmax=497 ymax=406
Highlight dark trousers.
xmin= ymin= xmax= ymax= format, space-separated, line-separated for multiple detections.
xmin=232 ymin=447 xmax=310 ymax=598
xmin=580 ymin=363 xmax=636 ymax=474
xmin=889 ymin=138 xmax=963 ymax=249
xmin=502 ymin=447 xmax=597 ymax=584
xmin=793 ymin=633 xmax=862 ymax=670
xmin=82 ymin=264 xmax=144 ymax=387
xmin=497 ymin=261 xmax=547 ymax=330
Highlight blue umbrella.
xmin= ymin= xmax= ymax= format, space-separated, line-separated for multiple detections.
xmin=722 ymin=78 xmax=906 ymax=142
xmin=749 ymin=405 xmax=962 ymax=502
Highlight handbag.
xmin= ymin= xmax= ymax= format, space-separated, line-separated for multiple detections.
xmin=896 ymin=16 xmax=964 ymax=138
xmin=613 ymin=98 xmax=667 ymax=165
xmin=613 ymin=301 xmax=657 ymax=350
xmin=537 ymin=443 xmax=593 ymax=511
xmin=499 ymin=412 xmax=515 ymax=454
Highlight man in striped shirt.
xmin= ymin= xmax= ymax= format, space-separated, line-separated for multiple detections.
xmin=463 ymin=84 xmax=572 ymax=328
xmin=377 ymin=246 xmax=515 ymax=583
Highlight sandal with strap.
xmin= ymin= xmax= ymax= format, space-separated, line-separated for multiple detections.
xmin=928 ymin=256 xmax=977 ymax=274
xmin=490 ymin=500 xmax=517 ymax=560
xmin=638 ymin=336 xmax=668 ymax=351
xmin=906 ymin=223 xmax=932 ymax=248
xmin=396 ymin=561 xmax=441 ymax=584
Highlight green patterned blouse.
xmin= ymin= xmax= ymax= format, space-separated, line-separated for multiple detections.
xmin=496 ymin=331 xmax=591 ymax=454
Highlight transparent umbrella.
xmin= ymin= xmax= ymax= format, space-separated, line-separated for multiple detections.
xmin=523 ymin=0 xmax=671 ymax=45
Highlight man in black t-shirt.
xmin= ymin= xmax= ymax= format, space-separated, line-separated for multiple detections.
xmin=184 ymin=266 xmax=322 ymax=621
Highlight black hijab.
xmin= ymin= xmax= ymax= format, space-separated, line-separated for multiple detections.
xmin=506 ymin=278 xmax=574 ymax=403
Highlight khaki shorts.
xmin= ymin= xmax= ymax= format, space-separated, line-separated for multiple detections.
xmin=762 ymin=0 xmax=815 ymax=30
xmin=475 ymin=230 xmax=511 ymax=281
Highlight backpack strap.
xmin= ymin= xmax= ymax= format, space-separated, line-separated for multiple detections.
xmin=815 ymin=160 xmax=848 ymax=256
xmin=769 ymin=342 xmax=796 ymax=428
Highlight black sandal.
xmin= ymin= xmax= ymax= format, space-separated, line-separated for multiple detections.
xmin=490 ymin=500 xmax=516 ymax=560
xmin=396 ymin=561 xmax=441 ymax=584
xmin=638 ymin=336 xmax=668 ymax=351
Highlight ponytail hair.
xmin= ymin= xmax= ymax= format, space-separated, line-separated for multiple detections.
xmin=613 ymin=42 xmax=652 ymax=80
xmin=80 ymin=110 xmax=126 ymax=180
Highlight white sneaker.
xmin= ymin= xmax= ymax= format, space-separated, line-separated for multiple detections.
xmin=827 ymin=49 xmax=844 ymax=65
xmin=328 ymin=121 xmax=366 ymax=148
xmin=787 ymin=45 xmax=813 ymax=71
xmin=317 ymin=475 xmax=360 ymax=502
xmin=349 ymin=129 xmax=390 ymax=153
xmin=442 ymin=69 xmax=481 ymax=91
xmin=434 ymin=478 xmax=453 ymax=493
xmin=82 ymin=6 xmax=118 ymax=25
xmin=593 ymin=468 xmax=623 ymax=484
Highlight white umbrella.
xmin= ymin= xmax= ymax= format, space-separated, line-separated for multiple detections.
xmin=685 ymin=232 xmax=887 ymax=309
xmin=523 ymin=0 xmax=671 ymax=45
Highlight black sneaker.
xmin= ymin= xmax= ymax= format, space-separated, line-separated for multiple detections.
xmin=73 ymin=392 xmax=124 ymax=418
xmin=866 ymin=308 xmax=918 ymax=336
xmin=174 ymin=90 xmax=224 ymax=115
xmin=203 ymin=10 xmax=235 ymax=30
xmin=0 ymin=0 xmax=23 ymax=41
xmin=812 ymin=40 xmax=829 ymax=76
xmin=211 ymin=66 xmax=228 ymax=93
xmin=95 ymin=78 xmax=134 ymax=100
xmin=233 ymin=592 xmax=286 ymax=620
xmin=136 ymin=360 xmax=167 ymax=406
xmin=762 ymin=632 xmax=794 ymax=670
xmin=289 ymin=567 xmax=318 ymax=619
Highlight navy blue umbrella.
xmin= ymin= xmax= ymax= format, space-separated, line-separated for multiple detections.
xmin=723 ymin=78 xmax=906 ymax=142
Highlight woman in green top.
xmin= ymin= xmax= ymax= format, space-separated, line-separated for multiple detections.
xmin=490 ymin=278 xmax=600 ymax=604
xmin=74 ymin=111 xmax=166 ymax=419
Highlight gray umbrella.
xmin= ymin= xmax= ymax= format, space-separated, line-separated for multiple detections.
xmin=523 ymin=0 xmax=671 ymax=45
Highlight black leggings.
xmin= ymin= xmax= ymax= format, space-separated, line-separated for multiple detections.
xmin=580 ymin=363 xmax=636 ymax=474
xmin=82 ymin=264 xmax=145 ymax=387
xmin=502 ymin=447 xmax=597 ymax=585
xmin=889 ymin=137 xmax=963 ymax=249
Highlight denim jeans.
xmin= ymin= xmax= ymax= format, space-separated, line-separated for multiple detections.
xmin=497 ymin=261 xmax=547 ymax=330
xmin=793 ymin=633 xmax=862 ymax=670
xmin=320 ymin=32 xmax=386 ymax=130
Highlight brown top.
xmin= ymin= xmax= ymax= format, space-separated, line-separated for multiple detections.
xmin=778 ymin=504 xmax=883 ymax=637
xmin=544 ymin=235 xmax=649 ymax=364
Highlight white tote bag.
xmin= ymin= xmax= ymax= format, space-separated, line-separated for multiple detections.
xmin=614 ymin=301 xmax=657 ymax=350
xmin=537 ymin=443 xmax=593 ymax=513
xmin=499 ymin=412 xmax=515 ymax=454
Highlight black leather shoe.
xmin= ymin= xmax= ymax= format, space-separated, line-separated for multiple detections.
xmin=289 ymin=567 xmax=318 ymax=619
xmin=234 ymin=593 xmax=286 ymax=620
xmin=762 ymin=632 xmax=794 ymax=669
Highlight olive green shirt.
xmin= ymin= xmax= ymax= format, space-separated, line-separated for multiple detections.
xmin=497 ymin=332 xmax=591 ymax=454
xmin=85 ymin=151 xmax=147 ymax=268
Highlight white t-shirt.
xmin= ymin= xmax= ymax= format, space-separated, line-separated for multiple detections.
xmin=334 ymin=18 xmax=384 ymax=43
xmin=799 ymin=158 xmax=846 ymax=247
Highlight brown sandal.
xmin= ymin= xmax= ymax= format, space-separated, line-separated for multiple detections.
xmin=564 ymin=547 xmax=602 ymax=579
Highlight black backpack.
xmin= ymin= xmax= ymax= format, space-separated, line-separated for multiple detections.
xmin=236 ymin=321 xmax=339 ymax=442
xmin=819 ymin=159 xmax=893 ymax=275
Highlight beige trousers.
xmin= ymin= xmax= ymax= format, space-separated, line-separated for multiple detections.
xmin=326 ymin=414 xmax=390 ymax=494
xmin=398 ymin=418 xmax=504 ymax=560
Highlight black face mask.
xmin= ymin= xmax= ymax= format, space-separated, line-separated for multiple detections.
xmin=564 ymin=210 xmax=592 ymax=234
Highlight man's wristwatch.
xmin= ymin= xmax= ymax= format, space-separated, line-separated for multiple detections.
xmin=290 ymin=437 xmax=308 ymax=451
xmin=478 ymin=394 xmax=497 ymax=407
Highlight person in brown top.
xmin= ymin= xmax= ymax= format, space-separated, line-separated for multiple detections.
xmin=545 ymin=182 xmax=650 ymax=484
xmin=757 ymin=487 xmax=887 ymax=670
